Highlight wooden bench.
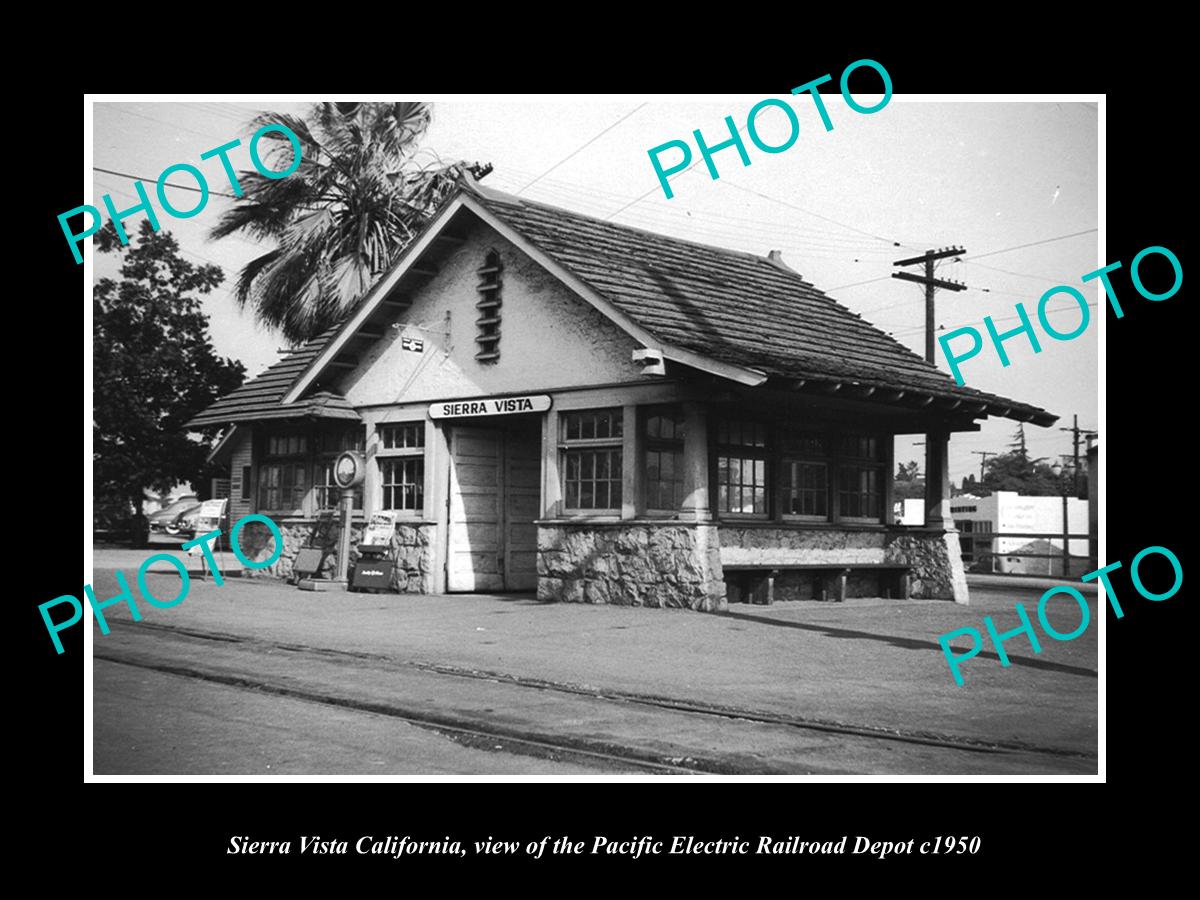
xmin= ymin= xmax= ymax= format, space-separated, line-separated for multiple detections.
xmin=722 ymin=563 xmax=913 ymax=604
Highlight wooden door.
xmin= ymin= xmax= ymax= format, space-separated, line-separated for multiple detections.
xmin=446 ymin=420 xmax=541 ymax=592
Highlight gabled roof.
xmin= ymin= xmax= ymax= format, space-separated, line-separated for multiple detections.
xmin=475 ymin=188 xmax=1054 ymax=425
xmin=192 ymin=178 xmax=1056 ymax=429
xmin=186 ymin=325 xmax=360 ymax=429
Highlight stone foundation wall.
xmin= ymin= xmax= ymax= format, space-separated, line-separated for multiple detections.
xmin=883 ymin=530 xmax=969 ymax=603
xmin=719 ymin=526 xmax=968 ymax=603
xmin=233 ymin=518 xmax=436 ymax=593
xmin=537 ymin=522 xmax=726 ymax=611
xmin=719 ymin=527 xmax=887 ymax=565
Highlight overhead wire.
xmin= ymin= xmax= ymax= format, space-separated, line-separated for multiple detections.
xmin=514 ymin=102 xmax=648 ymax=194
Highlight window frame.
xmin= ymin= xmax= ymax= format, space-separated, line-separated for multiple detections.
xmin=833 ymin=433 xmax=886 ymax=524
xmin=559 ymin=408 xmax=624 ymax=516
xmin=257 ymin=429 xmax=309 ymax=517
xmin=710 ymin=416 xmax=890 ymax=526
xmin=713 ymin=416 xmax=771 ymax=520
xmin=375 ymin=420 xmax=426 ymax=517
xmin=642 ymin=406 xmax=686 ymax=515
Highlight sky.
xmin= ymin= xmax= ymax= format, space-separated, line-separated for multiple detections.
xmin=91 ymin=97 xmax=1099 ymax=484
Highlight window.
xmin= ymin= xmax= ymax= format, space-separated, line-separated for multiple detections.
xmin=716 ymin=417 xmax=768 ymax=516
xmin=380 ymin=457 xmax=424 ymax=512
xmin=376 ymin=420 xmax=425 ymax=514
xmin=561 ymin=408 xmax=623 ymax=512
xmin=315 ymin=427 xmax=365 ymax=511
xmin=315 ymin=461 xmax=364 ymax=511
xmin=316 ymin=428 xmax=365 ymax=453
xmin=713 ymin=420 xmax=888 ymax=524
xmin=787 ymin=461 xmax=828 ymax=517
xmin=837 ymin=433 xmax=884 ymax=521
xmin=475 ymin=249 xmax=502 ymax=362
xmin=379 ymin=422 xmax=424 ymax=450
xmin=784 ymin=432 xmax=828 ymax=519
xmin=259 ymin=462 xmax=306 ymax=512
xmin=266 ymin=434 xmax=307 ymax=456
xmin=240 ymin=466 xmax=251 ymax=501
xmin=645 ymin=409 xmax=685 ymax=511
xmin=259 ymin=431 xmax=308 ymax=512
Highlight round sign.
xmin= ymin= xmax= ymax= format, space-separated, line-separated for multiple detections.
xmin=333 ymin=450 xmax=366 ymax=488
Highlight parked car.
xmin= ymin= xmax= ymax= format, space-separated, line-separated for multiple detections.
xmin=173 ymin=503 xmax=204 ymax=538
xmin=148 ymin=496 xmax=199 ymax=533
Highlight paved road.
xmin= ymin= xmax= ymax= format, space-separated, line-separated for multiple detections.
xmin=89 ymin=572 xmax=1097 ymax=775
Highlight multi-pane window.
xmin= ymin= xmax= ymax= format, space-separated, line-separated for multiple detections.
xmin=315 ymin=427 xmax=365 ymax=511
xmin=315 ymin=428 xmax=365 ymax=454
xmin=837 ymin=433 xmax=884 ymax=520
xmin=784 ymin=432 xmax=828 ymax=519
xmin=713 ymin=419 xmax=888 ymax=524
xmin=266 ymin=434 xmax=306 ymax=456
xmin=315 ymin=461 xmax=364 ymax=511
xmin=379 ymin=422 xmax=424 ymax=451
xmin=645 ymin=409 xmax=685 ymax=511
xmin=561 ymin=408 xmax=623 ymax=512
xmin=380 ymin=457 xmax=424 ymax=512
xmin=787 ymin=461 xmax=828 ymax=517
xmin=259 ymin=432 xmax=308 ymax=512
xmin=259 ymin=462 xmax=306 ymax=512
xmin=716 ymin=418 xmax=769 ymax=516
xmin=377 ymin=421 xmax=425 ymax=514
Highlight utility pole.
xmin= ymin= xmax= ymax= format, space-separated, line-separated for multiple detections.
xmin=971 ymin=450 xmax=994 ymax=483
xmin=1059 ymin=414 xmax=1097 ymax=496
xmin=893 ymin=246 xmax=967 ymax=363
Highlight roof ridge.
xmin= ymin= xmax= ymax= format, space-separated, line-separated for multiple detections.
xmin=477 ymin=180 xmax=788 ymax=270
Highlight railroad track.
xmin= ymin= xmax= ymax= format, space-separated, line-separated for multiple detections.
xmin=97 ymin=619 xmax=1097 ymax=768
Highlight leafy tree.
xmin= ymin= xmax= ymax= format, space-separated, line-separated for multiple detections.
xmin=211 ymin=101 xmax=490 ymax=345
xmin=979 ymin=446 xmax=1063 ymax=496
xmin=894 ymin=459 xmax=925 ymax=501
xmin=93 ymin=221 xmax=246 ymax=519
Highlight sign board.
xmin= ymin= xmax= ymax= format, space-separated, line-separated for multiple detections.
xmin=362 ymin=511 xmax=398 ymax=547
xmin=186 ymin=498 xmax=228 ymax=555
xmin=401 ymin=336 xmax=424 ymax=352
xmin=352 ymin=559 xmax=395 ymax=590
xmin=429 ymin=394 xmax=552 ymax=420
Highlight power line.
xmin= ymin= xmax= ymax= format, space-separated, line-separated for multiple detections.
xmin=717 ymin=180 xmax=917 ymax=248
xmin=89 ymin=180 xmax=233 ymax=273
xmin=962 ymin=260 xmax=1075 ymax=283
xmin=967 ymin=228 xmax=1097 ymax=261
xmin=94 ymin=166 xmax=241 ymax=200
xmin=824 ymin=275 xmax=893 ymax=292
xmin=498 ymin=168 xmax=910 ymax=248
xmin=104 ymin=104 xmax=216 ymax=139
xmin=515 ymin=102 xmax=648 ymax=194
xmin=891 ymin=301 xmax=1099 ymax=337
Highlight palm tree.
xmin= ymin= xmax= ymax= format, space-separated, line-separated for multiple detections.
xmin=211 ymin=102 xmax=488 ymax=345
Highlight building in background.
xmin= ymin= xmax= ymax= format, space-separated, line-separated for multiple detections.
xmin=953 ymin=491 xmax=1089 ymax=577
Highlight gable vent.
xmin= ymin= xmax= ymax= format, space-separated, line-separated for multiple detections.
xmin=475 ymin=249 xmax=503 ymax=362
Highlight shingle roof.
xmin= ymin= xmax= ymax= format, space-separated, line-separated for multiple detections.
xmin=191 ymin=181 xmax=1055 ymax=429
xmin=477 ymin=189 xmax=1055 ymax=426
xmin=186 ymin=326 xmax=359 ymax=429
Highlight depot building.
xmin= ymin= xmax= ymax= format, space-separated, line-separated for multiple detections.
xmin=188 ymin=176 xmax=1055 ymax=610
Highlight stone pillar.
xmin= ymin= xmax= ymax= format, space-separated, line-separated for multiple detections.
xmin=679 ymin=402 xmax=712 ymax=522
xmin=924 ymin=428 xmax=951 ymax=529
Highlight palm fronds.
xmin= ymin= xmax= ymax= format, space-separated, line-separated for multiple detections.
xmin=210 ymin=101 xmax=481 ymax=345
